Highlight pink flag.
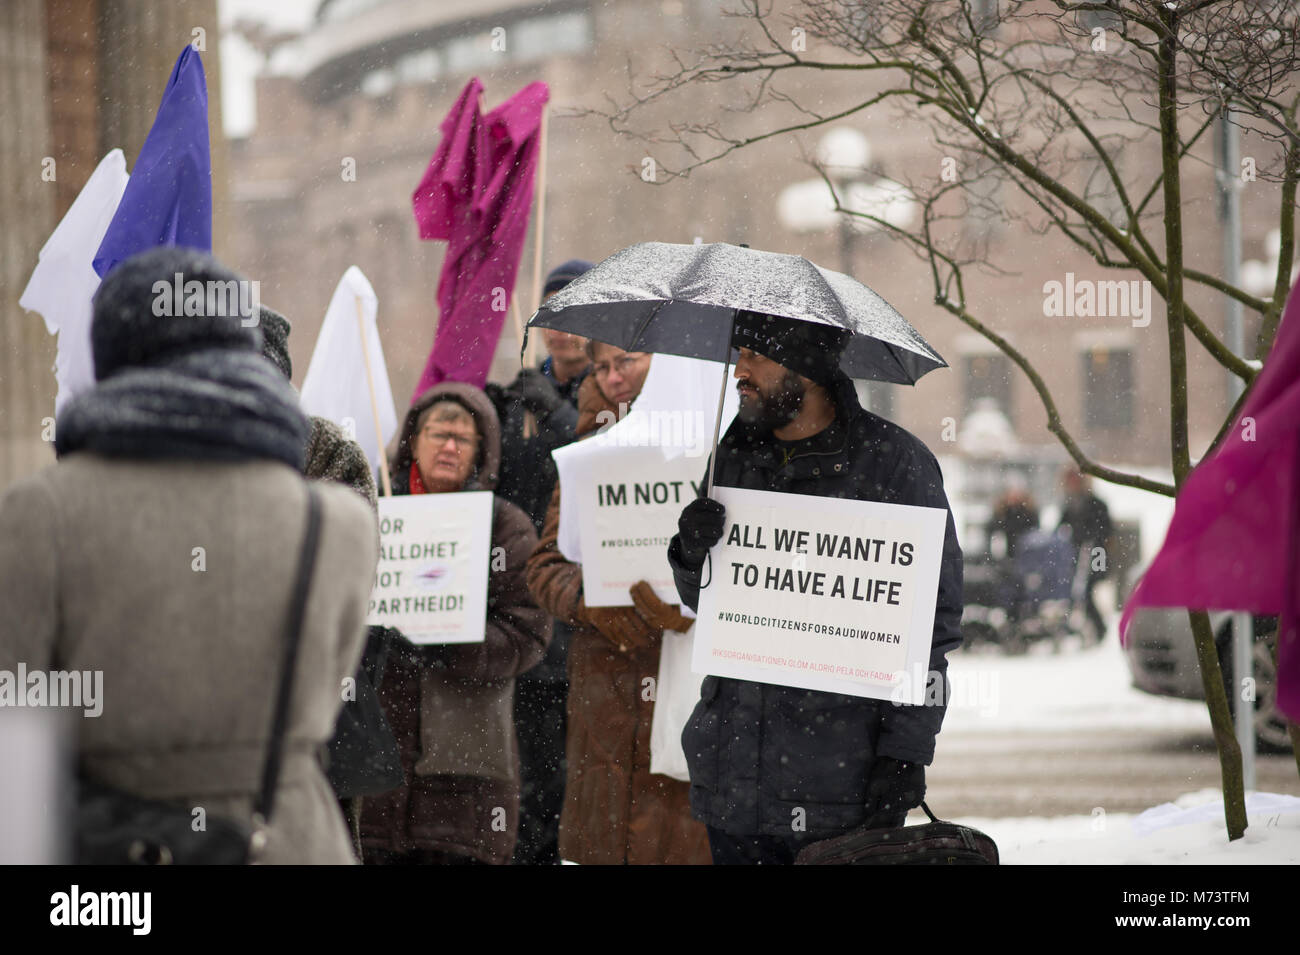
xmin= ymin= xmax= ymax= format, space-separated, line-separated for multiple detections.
xmin=1121 ymin=288 xmax=1300 ymax=721
xmin=410 ymin=77 xmax=548 ymax=399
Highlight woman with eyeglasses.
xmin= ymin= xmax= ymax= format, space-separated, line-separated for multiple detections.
xmin=526 ymin=340 xmax=713 ymax=865
xmin=359 ymin=382 xmax=551 ymax=864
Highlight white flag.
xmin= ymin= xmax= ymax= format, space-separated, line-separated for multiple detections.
xmin=19 ymin=149 xmax=130 ymax=415
xmin=300 ymin=266 xmax=398 ymax=478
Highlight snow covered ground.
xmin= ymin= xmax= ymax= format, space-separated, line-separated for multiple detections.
xmin=941 ymin=620 xmax=1210 ymax=734
xmin=929 ymin=625 xmax=1300 ymax=863
xmin=939 ymin=790 xmax=1300 ymax=864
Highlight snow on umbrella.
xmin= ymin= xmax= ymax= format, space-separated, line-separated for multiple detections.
xmin=525 ymin=240 xmax=946 ymax=490
xmin=525 ymin=240 xmax=946 ymax=384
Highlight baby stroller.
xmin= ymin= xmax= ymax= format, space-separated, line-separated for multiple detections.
xmin=960 ymin=529 xmax=1086 ymax=654
xmin=1002 ymin=529 xmax=1082 ymax=652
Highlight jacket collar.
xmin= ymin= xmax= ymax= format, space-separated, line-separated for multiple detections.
xmin=718 ymin=371 xmax=862 ymax=482
xmin=547 ymin=360 xmax=589 ymax=404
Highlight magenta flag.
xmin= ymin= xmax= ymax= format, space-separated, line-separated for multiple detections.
xmin=410 ymin=77 xmax=548 ymax=398
xmin=1121 ymin=288 xmax=1300 ymax=721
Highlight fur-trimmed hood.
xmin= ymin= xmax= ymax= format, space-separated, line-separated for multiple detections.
xmin=389 ymin=381 xmax=503 ymax=494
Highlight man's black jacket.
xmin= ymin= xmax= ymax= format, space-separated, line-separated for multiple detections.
xmin=667 ymin=371 xmax=964 ymax=837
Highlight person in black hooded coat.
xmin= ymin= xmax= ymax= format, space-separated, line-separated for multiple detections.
xmin=668 ymin=311 xmax=964 ymax=865
xmin=486 ymin=259 xmax=592 ymax=865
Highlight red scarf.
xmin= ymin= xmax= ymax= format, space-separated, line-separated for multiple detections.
xmin=409 ymin=460 xmax=428 ymax=495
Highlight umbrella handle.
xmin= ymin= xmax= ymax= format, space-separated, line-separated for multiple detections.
xmin=705 ymin=356 xmax=728 ymax=497
xmin=705 ymin=309 xmax=739 ymax=497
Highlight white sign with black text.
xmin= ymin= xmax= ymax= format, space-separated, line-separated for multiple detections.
xmin=572 ymin=447 xmax=703 ymax=607
xmin=366 ymin=492 xmax=493 ymax=644
xmin=692 ymin=486 xmax=947 ymax=702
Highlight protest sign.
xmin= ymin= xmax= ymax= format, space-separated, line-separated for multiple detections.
xmin=569 ymin=446 xmax=703 ymax=607
xmin=366 ymin=492 xmax=493 ymax=644
xmin=552 ymin=352 xmax=736 ymax=607
xmin=692 ymin=486 xmax=947 ymax=702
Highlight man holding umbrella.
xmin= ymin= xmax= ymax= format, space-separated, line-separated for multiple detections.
xmin=528 ymin=241 xmax=964 ymax=864
xmin=667 ymin=309 xmax=964 ymax=865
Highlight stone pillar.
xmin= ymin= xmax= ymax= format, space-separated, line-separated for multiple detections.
xmin=0 ymin=0 xmax=57 ymax=488
xmin=45 ymin=0 xmax=100 ymax=219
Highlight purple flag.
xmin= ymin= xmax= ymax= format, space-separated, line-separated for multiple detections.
xmin=1121 ymin=288 xmax=1300 ymax=721
xmin=410 ymin=78 xmax=548 ymax=398
xmin=93 ymin=46 xmax=212 ymax=278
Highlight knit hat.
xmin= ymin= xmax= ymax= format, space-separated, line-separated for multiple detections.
xmin=259 ymin=304 xmax=292 ymax=380
xmin=90 ymin=246 xmax=261 ymax=381
xmin=731 ymin=310 xmax=851 ymax=386
xmin=542 ymin=258 xmax=594 ymax=297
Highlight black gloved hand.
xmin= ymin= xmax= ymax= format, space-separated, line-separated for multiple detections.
xmin=513 ymin=368 xmax=564 ymax=416
xmin=677 ymin=497 xmax=726 ymax=568
xmin=862 ymin=757 xmax=925 ymax=829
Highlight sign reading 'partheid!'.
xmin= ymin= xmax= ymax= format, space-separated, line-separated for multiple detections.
xmin=366 ymin=492 xmax=493 ymax=644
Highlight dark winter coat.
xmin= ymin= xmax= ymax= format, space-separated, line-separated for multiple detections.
xmin=359 ymin=382 xmax=551 ymax=863
xmin=668 ymin=371 xmax=964 ymax=838
xmin=1058 ymin=492 xmax=1113 ymax=572
xmin=987 ymin=499 xmax=1038 ymax=559
xmin=485 ymin=359 xmax=587 ymax=684
xmin=306 ymin=415 xmax=378 ymax=511
xmin=526 ymin=374 xmax=712 ymax=864
xmin=484 ymin=359 xmax=587 ymax=534
xmin=301 ymin=416 xmax=402 ymax=813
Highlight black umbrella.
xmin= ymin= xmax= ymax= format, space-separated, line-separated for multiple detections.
xmin=525 ymin=241 xmax=947 ymax=489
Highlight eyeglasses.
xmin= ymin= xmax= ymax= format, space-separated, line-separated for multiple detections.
xmin=421 ymin=428 xmax=477 ymax=451
xmin=593 ymin=353 xmax=647 ymax=379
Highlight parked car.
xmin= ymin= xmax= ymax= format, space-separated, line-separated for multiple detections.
xmin=1123 ymin=608 xmax=1289 ymax=753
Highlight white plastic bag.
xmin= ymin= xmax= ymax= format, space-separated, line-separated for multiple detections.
xmin=649 ymin=628 xmax=704 ymax=782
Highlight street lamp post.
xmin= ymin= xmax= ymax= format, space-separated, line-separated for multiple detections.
xmin=1217 ymin=108 xmax=1256 ymax=789
xmin=777 ymin=128 xmax=919 ymax=419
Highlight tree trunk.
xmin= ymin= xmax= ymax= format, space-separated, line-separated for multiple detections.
xmin=1158 ymin=9 xmax=1247 ymax=841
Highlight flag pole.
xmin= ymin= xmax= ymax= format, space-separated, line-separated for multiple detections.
xmin=510 ymin=294 xmax=528 ymax=355
xmin=527 ymin=104 xmax=550 ymax=367
xmin=355 ymin=294 xmax=393 ymax=497
xmin=511 ymin=295 xmax=538 ymax=439
xmin=705 ymin=310 xmax=738 ymax=497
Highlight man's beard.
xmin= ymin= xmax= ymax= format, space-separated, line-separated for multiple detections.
xmin=737 ymin=371 xmax=806 ymax=431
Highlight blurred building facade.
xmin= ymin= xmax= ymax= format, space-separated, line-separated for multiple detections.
xmin=227 ymin=0 xmax=1269 ymax=478
xmin=3 ymin=0 xmax=1282 ymax=493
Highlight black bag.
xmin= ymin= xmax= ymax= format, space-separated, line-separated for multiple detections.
xmin=794 ymin=802 xmax=999 ymax=865
xmin=76 ymin=487 xmax=324 ymax=865
xmin=326 ymin=627 xmax=404 ymax=799
xmin=75 ymin=777 xmax=257 ymax=865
